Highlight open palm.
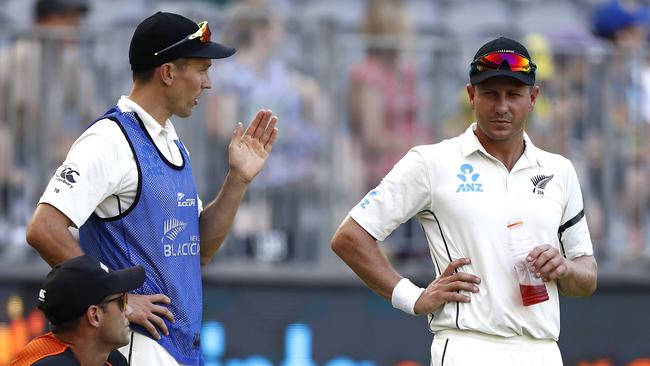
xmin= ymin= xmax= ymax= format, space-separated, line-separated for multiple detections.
xmin=228 ymin=109 xmax=278 ymax=183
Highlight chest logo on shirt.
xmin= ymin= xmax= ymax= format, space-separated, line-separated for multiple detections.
xmin=456 ymin=164 xmax=483 ymax=193
xmin=161 ymin=218 xmax=200 ymax=257
xmin=177 ymin=192 xmax=196 ymax=207
xmin=163 ymin=218 xmax=187 ymax=241
xmin=531 ymin=174 xmax=554 ymax=195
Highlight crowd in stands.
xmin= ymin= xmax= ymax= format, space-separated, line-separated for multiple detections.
xmin=1 ymin=0 xmax=650 ymax=271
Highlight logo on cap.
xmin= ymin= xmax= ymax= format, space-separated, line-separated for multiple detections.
xmin=100 ymin=262 xmax=109 ymax=273
xmin=38 ymin=289 xmax=46 ymax=302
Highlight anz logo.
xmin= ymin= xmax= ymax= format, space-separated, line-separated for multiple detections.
xmin=456 ymin=164 xmax=483 ymax=193
xmin=359 ymin=191 xmax=378 ymax=209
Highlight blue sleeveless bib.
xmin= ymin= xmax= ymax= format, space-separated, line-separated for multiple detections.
xmin=80 ymin=107 xmax=203 ymax=365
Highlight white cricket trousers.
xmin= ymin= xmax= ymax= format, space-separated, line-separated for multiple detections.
xmin=430 ymin=329 xmax=563 ymax=366
xmin=118 ymin=331 xmax=187 ymax=366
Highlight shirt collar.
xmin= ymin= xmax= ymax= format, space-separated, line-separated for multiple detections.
xmin=459 ymin=123 xmax=543 ymax=167
xmin=117 ymin=96 xmax=179 ymax=142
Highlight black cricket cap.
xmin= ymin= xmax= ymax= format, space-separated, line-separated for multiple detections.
xmin=38 ymin=255 xmax=145 ymax=325
xmin=469 ymin=36 xmax=536 ymax=86
xmin=129 ymin=11 xmax=236 ymax=72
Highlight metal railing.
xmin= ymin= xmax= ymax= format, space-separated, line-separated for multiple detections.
xmin=0 ymin=18 xmax=649 ymax=280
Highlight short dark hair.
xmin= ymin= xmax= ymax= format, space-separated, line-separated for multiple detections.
xmin=50 ymin=301 xmax=111 ymax=334
xmin=132 ymin=59 xmax=188 ymax=83
xmin=50 ymin=316 xmax=82 ymax=334
xmin=34 ymin=0 xmax=89 ymax=20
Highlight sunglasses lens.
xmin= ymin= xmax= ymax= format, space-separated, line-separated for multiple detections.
xmin=475 ymin=52 xmax=531 ymax=73
xmin=199 ymin=22 xmax=211 ymax=43
xmin=121 ymin=293 xmax=128 ymax=312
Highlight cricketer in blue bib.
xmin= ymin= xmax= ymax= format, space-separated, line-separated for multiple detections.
xmin=79 ymin=106 xmax=203 ymax=365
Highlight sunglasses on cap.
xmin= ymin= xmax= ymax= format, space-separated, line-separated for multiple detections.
xmin=154 ymin=21 xmax=211 ymax=56
xmin=98 ymin=292 xmax=128 ymax=312
xmin=470 ymin=51 xmax=536 ymax=74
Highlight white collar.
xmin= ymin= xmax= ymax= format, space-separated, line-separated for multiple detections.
xmin=117 ymin=96 xmax=179 ymax=141
xmin=458 ymin=122 xmax=543 ymax=168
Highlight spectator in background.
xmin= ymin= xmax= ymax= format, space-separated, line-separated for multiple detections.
xmin=206 ymin=2 xmax=325 ymax=262
xmin=11 ymin=255 xmax=145 ymax=366
xmin=0 ymin=0 xmax=98 ymax=260
xmin=348 ymin=0 xmax=428 ymax=261
xmin=593 ymin=0 xmax=650 ymax=261
xmin=348 ymin=0 xmax=421 ymax=192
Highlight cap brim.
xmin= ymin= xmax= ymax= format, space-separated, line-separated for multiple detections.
xmin=107 ymin=266 xmax=146 ymax=293
xmin=470 ymin=70 xmax=534 ymax=86
xmin=184 ymin=42 xmax=236 ymax=59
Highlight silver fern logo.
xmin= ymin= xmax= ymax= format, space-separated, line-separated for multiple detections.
xmin=531 ymin=174 xmax=554 ymax=195
xmin=163 ymin=218 xmax=187 ymax=241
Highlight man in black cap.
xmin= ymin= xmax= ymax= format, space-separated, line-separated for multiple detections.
xmin=331 ymin=36 xmax=597 ymax=364
xmin=34 ymin=0 xmax=89 ymax=26
xmin=26 ymin=11 xmax=278 ymax=365
xmin=11 ymin=255 xmax=145 ymax=366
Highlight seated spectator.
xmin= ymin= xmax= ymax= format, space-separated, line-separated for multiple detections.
xmin=348 ymin=0 xmax=420 ymax=192
xmin=0 ymin=0 xmax=99 ymax=261
xmin=348 ymin=0 xmax=429 ymax=261
xmin=206 ymin=2 xmax=326 ymax=262
xmin=593 ymin=0 xmax=650 ymax=261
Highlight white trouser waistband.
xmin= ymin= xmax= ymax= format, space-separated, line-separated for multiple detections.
xmin=434 ymin=329 xmax=556 ymax=350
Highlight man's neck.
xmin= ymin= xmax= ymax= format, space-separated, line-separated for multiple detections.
xmin=128 ymin=86 xmax=171 ymax=127
xmin=474 ymin=132 xmax=525 ymax=172
xmin=55 ymin=332 xmax=111 ymax=366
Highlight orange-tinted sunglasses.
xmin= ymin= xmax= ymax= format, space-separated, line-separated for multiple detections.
xmin=471 ymin=51 xmax=536 ymax=74
xmin=154 ymin=21 xmax=211 ymax=56
xmin=98 ymin=292 xmax=128 ymax=312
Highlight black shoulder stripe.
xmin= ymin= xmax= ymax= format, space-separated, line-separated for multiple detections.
xmin=558 ymin=209 xmax=584 ymax=235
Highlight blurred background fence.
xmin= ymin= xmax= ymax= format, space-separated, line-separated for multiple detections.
xmin=1 ymin=0 xmax=650 ymax=365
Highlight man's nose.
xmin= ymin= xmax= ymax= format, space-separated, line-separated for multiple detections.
xmin=495 ymin=95 xmax=508 ymax=114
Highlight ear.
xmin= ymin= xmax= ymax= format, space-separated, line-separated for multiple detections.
xmin=466 ymin=83 xmax=476 ymax=108
xmin=528 ymin=85 xmax=540 ymax=111
xmin=86 ymin=306 xmax=102 ymax=328
xmin=159 ymin=63 xmax=175 ymax=86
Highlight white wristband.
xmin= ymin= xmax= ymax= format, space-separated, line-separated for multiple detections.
xmin=391 ymin=278 xmax=425 ymax=315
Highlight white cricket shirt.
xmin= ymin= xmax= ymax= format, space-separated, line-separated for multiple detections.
xmin=350 ymin=123 xmax=593 ymax=341
xmin=39 ymin=96 xmax=202 ymax=228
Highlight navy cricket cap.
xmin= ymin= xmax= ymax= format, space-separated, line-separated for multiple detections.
xmin=129 ymin=11 xmax=236 ymax=72
xmin=38 ymin=255 xmax=145 ymax=325
xmin=469 ymin=37 xmax=536 ymax=86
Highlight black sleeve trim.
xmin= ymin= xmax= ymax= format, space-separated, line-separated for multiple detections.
xmin=557 ymin=209 xmax=584 ymax=258
xmin=558 ymin=209 xmax=584 ymax=235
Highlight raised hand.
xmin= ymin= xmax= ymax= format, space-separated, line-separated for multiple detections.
xmin=228 ymin=109 xmax=278 ymax=184
xmin=126 ymin=293 xmax=175 ymax=340
xmin=413 ymin=258 xmax=481 ymax=315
